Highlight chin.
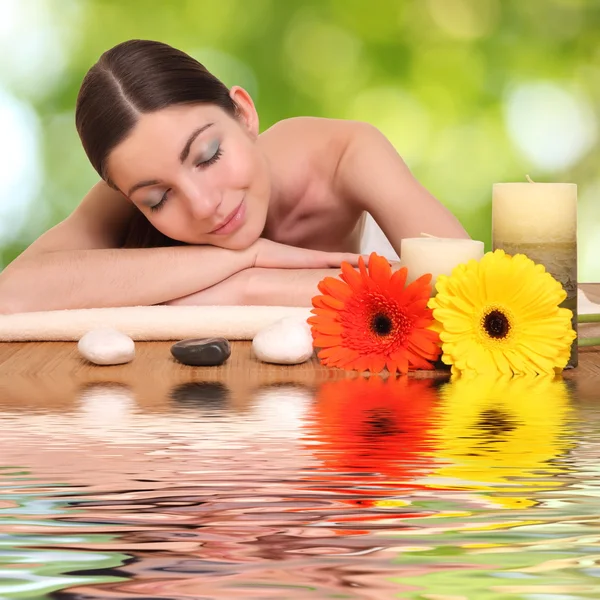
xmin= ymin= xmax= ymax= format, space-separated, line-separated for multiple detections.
xmin=223 ymin=229 xmax=260 ymax=251
xmin=224 ymin=212 xmax=265 ymax=250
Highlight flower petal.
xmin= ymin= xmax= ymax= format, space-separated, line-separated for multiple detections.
xmin=368 ymin=252 xmax=392 ymax=289
xmin=340 ymin=262 xmax=364 ymax=292
xmin=317 ymin=277 xmax=349 ymax=300
xmin=313 ymin=333 xmax=344 ymax=346
xmin=390 ymin=267 xmax=408 ymax=295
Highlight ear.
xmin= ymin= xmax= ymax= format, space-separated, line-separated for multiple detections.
xmin=229 ymin=86 xmax=259 ymax=139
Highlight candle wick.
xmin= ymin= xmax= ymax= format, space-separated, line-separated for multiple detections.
xmin=526 ymin=174 xmax=536 ymax=183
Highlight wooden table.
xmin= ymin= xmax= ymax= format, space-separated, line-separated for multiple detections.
xmin=1 ymin=285 xmax=599 ymax=411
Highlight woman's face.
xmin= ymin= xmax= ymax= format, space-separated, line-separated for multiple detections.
xmin=106 ymin=88 xmax=270 ymax=250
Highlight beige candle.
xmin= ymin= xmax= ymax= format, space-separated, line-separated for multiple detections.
xmin=400 ymin=237 xmax=485 ymax=290
xmin=492 ymin=179 xmax=578 ymax=367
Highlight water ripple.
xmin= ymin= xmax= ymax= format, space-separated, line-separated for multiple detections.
xmin=0 ymin=375 xmax=599 ymax=599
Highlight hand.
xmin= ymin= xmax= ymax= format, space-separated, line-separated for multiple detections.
xmin=251 ymin=238 xmax=364 ymax=270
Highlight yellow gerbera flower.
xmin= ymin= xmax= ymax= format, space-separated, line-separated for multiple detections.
xmin=428 ymin=249 xmax=576 ymax=376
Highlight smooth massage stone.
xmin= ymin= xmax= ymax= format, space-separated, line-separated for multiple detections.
xmin=170 ymin=337 xmax=231 ymax=366
xmin=252 ymin=317 xmax=314 ymax=365
xmin=78 ymin=328 xmax=135 ymax=366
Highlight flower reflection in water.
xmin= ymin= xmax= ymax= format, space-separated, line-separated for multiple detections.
xmin=302 ymin=376 xmax=441 ymax=533
xmin=426 ymin=375 xmax=575 ymax=509
xmin=307 ymin=377 xmax=438 ymax=482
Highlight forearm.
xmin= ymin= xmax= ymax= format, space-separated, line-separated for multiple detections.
xmin=167 ymin=267 xmax=341 ymax=307
xmin=0 ymin=245 xmax=254 ymax=313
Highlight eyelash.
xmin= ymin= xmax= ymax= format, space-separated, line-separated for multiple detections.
xmin=149 ymin=146 xmax=224 ymax=213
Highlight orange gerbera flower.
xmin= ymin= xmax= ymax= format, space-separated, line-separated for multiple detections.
xmin=308 ymin=252 xmax=441 ymax=374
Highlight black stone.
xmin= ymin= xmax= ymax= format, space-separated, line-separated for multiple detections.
xmin=170 ymin=337 xmax=231 ymax=366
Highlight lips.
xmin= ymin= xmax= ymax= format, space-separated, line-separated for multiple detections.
xmin=209 ymin=200 xmax=245 ymax=235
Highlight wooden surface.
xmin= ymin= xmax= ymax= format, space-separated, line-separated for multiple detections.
xmin=0 ymin=339 xmax=387 ymax=414
xmin=0 ymin=341 xmax=599 ymax=411
xmin=1 ymin=284 xmax=599 ymax=411
xmin=0 ymin=338 xmax=599 ymax=381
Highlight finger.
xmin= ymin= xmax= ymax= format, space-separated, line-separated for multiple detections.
xmin=324 ymin=255 xmax=355 ymax=267
xmin=342 ymin=253 xmax=364 ymax=266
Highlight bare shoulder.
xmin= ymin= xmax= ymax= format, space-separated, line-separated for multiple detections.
xmin=259 ymin=117 xmax=364 ymax=188
xmin=260 ymin=116 xmax=358 ymax=155
xmin=12 ymin=181 xmax=135 ymax=261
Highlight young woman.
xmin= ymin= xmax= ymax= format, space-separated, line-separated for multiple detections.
xmin=0 ymin=39 xmax=468 ymax=314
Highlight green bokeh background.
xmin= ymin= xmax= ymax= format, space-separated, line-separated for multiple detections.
xmin=1 ymin=0 xmax=598 ymax=279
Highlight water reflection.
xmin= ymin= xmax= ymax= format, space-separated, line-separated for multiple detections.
xmin=428 ymin=375 xmax=575 ymax=508
xmin=0 ymin=371 xmax=599 ymax=599
xmin=78 ymin=382 xmax=136 ymax=430
xmin=252 ymin=383 xmax=314 ymax=438
xmin=305 ymin=377 xmax=438 ymax=481
xmin=170 ymin=381 xmax=231 ymax=413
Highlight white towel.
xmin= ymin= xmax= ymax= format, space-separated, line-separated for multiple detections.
xmin=0 ymin=305 xmax=312 ymax=342
xmin=578 ymin=288 xmax=600 ymax=316
xmin=578 ymin=288 xmax=600 ymax=341
xmin=0 ymin=289 xmax=598 ymax=343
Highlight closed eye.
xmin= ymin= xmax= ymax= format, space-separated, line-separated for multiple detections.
xmin=149 ymin=189 xmax=170 ymax=213
xmin=196 ymin=146 xmax=223 ymax=168
xmin=149 ymin=146 xmax=222 ymax=213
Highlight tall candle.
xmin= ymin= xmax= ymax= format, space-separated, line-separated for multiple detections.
xmin=492 ymin=180 xmax=578 ymax=368
xmin=400 ymin=237 xmax=485 ymax=291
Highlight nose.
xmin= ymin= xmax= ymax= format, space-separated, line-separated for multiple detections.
xmin=183 ymin=183 xmax=222 ymax=221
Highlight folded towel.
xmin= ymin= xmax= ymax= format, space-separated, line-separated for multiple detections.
xmin=578 ymin=288 xmax=600 ymax=316
xmin=577 ymin=288 xmax=600 ymax=342
xmin=0 ymin=289 xmax=598 ymax=343
xmin=0 ymin=305 xmax=312 ymax=342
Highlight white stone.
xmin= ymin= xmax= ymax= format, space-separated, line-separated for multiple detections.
xmin=252 ymin=317 xmax=314 ymax=365
xmin=77 ymin=328 xmax=135 ymax=366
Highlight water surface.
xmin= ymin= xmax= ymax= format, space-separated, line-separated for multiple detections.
xmin=1 ymin=374 xmax=599 ymax=599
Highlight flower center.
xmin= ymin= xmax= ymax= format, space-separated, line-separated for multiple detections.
xmin=483 ymin=309 xmax=510 ymax=339
xmin=370 ymin=312 xmax=393 ymax=336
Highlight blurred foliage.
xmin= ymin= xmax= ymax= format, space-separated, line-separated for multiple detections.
xmin=0 ymin=0 xmax=599 ymax=278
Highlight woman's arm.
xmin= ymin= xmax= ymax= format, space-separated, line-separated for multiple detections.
xmin=0 ymin=176 xmax=363 ymax=313
xmin=165 ymin=267 xmax=343 ymax=307
xmin=0 ymin=182 xmax=259 ymax=312
xmin=166 ymin=259 xmax=403 ymax=308
xmin=0 ymin=242 xmax=361 ymax=313
xmin=0 ymin=245 xmax=258 ymax=313
xmin=333 ymin=122 xmax=469 ymax=256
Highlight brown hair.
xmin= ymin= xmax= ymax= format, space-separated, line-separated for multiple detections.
xmin=75 ymin=39 xmax=238 ymax=248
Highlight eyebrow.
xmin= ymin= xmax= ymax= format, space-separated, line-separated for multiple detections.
xmin=179 ymin=123 xmax=214 ymax=163
xmin=128 ymin=179 xmax=160 ymax=197
xmin=127 ymin=123 xmax=214 ymax=197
